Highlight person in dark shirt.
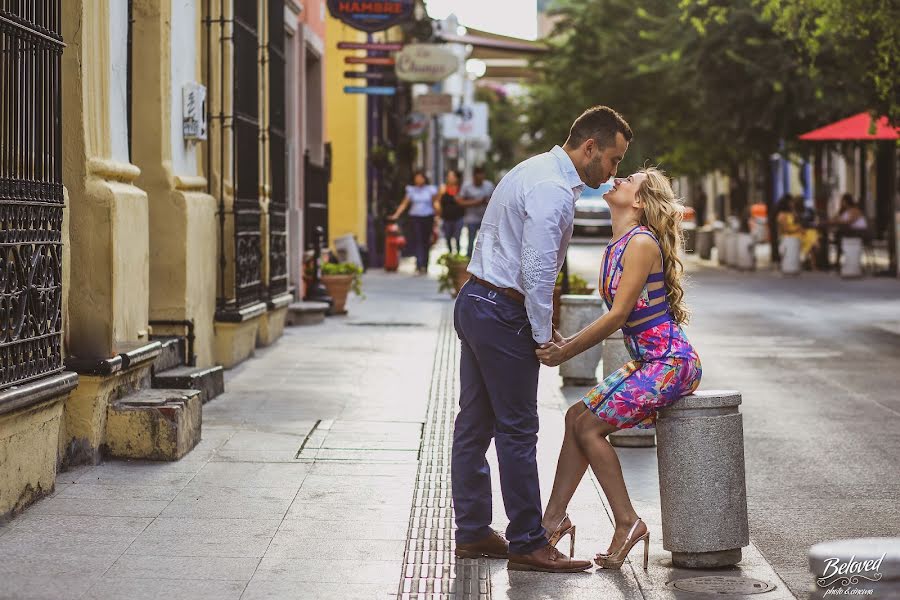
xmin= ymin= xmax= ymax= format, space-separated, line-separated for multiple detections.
xmin=439 ymin=169 xmax=465 ymax=255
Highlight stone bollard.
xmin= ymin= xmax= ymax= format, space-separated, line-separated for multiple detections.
xmin=683 ymin=226 xmax=697 ymax=253
xmin=655 ymin=390 xmax=749 ymax=568
xmin=714 ymin=229 xmax=727 ymax=266
xmin=809 ymin=537 xmax=900 ymax=599
xmin=605 ymin=329 xmax=656 ymax=448
xmin=780 ymin=236 xmax=802 ymax=275
xmin=840 ymin=237 xmax=864 ymax=278
xmin=725 ymin=230 xmax=739 ymax=268
xmin=559 ymin=294 xmax=605 ymax=386
xmin=735 ymin=232 xmax=755 ymax=271
xmin=696 ymin=228 xmax=713 ymax=260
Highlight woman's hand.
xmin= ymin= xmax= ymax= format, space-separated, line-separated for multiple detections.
xmin=536 ymin=341 xmax=569 ymax=367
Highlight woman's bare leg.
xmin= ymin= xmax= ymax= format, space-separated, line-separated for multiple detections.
xmin=542 ymin=403 xmax=591 ymax=533
xmin=574 ymin=411 xmax=644 ymax=556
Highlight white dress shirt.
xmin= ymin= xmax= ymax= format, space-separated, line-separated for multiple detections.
xmin=467 ymin=145 xmax=585 ymax=344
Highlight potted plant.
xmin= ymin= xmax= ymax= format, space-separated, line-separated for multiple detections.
xmin=437 ymin=253 xmax=471 ymax=297
xmin=320 ymin=262 xmax=363 ymax=315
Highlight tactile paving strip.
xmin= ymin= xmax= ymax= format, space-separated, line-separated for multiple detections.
xmin=397 ymin=310 xmax=491 ymax=600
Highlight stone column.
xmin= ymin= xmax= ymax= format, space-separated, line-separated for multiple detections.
xmin=131 ymin=0 xmax=218 ymax=367
xmin=604 ymin=329 xmax=656 ymax=447
xmin=559 ymin=295 xmax=604 ymax=386
xmin=809 ymin=538 xmax=900 ymax=599
xmin=655 ymin=390 xmax=749 ymax=568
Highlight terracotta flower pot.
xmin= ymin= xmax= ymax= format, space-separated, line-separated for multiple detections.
xmin=321 ymin=274 xmax=354 ymax=315
xmin=449 ymin=262 xmax=471 ymax=297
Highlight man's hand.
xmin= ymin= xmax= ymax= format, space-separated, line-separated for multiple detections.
xmin=536 ymin=341 xmax=568 ymax=367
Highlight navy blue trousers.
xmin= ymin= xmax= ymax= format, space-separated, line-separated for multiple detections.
xmin=452 ymin=280 xmax=547 ymax=555
xmin=408 ymin=215 xmax=434 ymax=271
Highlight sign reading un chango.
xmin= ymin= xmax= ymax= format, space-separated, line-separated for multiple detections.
xmin=327 ymin=0 xmax=415 ymax=32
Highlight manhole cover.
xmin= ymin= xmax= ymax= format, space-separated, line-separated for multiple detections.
xmin=666 ymin=576 xmax=775 ymax=595
xmin=346 ymin=321 xmax=425 ymax=327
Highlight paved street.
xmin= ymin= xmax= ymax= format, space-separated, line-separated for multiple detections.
xmin=1 ymin=246 xmax=897 ymax=599
xmin=567 ymin=236 xmax=900 ymax=597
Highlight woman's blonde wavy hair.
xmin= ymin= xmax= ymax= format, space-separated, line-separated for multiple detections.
xmin=634 ymin=167 xmax=691 ymax=325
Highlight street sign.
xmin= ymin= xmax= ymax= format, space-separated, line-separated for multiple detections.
xmin=343 ymin=86 xmax=397 ymax=96
xmin=395 ymin=44 xmax=459 ymax=83
xmin=327 ymin=0 xmax=414 ymax=33
xmin=343 ymin=70 xmax=396 ymax=81
xmin=337 ymin=41 xmax=404 ymax=52
xmin=404 ymin=112 xmax=429 ymax=137
xmin=345 ymin=56 xmax=395 ymax=66
xmin=441 ymin=102 xmax=489 ymax=139
xmin=413 ymin=93 xmax=453 ymax=115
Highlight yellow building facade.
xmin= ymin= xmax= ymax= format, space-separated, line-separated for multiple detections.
xmin=0 ymin=0 xmax=315 ymax=520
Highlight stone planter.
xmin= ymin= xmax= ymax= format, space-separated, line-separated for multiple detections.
xmin=321 ymin=274 xmax=354 ymax=315
xmin=448 ymin=262 xmax=471 ymax=297
xmin=552 ymin=285 xmax=562 ymax=330
xmin=559 ymin=294 xmax=604 ymax=386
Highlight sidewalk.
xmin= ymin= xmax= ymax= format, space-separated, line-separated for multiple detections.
xmin=0 ymin=258 xmax=798 ymax=599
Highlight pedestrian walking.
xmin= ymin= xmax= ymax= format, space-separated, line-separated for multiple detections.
xmin=439 ymin=169 xmax=465 ymax=255
xmin=452 ymin=106 xmax=632 ymax=573
xmin=389 ymin=170 xmax=439 ymax=275
xmin=535 ymin=167 xmax=703 ymax=570
xmin=457 ymin=166 xmax=495 ymax=256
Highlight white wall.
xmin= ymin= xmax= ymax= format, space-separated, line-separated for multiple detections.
xmin=109 ymin=0 xmax=130 ymax=163
xmin=170 ymin=0 xmax=199 ymax=175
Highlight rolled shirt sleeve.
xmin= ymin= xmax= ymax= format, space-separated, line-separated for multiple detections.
xmin=519 ymin=180 xmax=574 ymax=344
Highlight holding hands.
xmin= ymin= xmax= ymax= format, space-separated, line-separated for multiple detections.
xmin=536 ymin=330 xmax=572 ymax=367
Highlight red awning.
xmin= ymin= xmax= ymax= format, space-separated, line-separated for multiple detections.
xmin=798 ymin=113 xmax=899 ymax=141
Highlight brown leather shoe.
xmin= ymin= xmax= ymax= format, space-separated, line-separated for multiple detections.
xmin=508 ymin=544 xmax=592 ymax=573
xmin=455 ymin=530 xmax=509 ymax=559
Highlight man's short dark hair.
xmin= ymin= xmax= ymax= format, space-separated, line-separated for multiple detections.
xmin=473 ymin=165 xmax=485 ymax=175
xmin=565 ymin=106 xmax=633 ymax=150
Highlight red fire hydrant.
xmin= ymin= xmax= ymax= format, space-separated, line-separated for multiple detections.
xmin=384 ymin=220 xmax=406 ymax=272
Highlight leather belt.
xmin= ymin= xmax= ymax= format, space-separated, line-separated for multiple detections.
xmin=468 ymin=275 xmax=525 ymax=305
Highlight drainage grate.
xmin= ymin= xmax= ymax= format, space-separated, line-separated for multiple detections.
xmin=397 ymin=310 xmax=490 ymax=599
xmin=666 ymin=576 xmax=775 ymax=595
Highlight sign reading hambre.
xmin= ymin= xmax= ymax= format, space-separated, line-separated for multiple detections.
xmin=395 ymin=44 xmax=459 ymax=83
xmin=327 ymin=0 xmax=414 ymax=33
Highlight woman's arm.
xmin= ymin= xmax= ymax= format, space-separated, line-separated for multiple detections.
xmin=536 ymin=235 xmax=657 ymax=366
xmin=389 ymin=197 xmax=410 ymax=220
xmin=432 ymin=187 xmax=442 ymax=215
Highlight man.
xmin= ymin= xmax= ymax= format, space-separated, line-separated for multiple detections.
xmin=457 ymin=166 xmax=495 ymax=256
xmin=452 ymin=106 xmax=632 ymax=572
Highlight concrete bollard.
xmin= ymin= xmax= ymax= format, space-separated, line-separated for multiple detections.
xmin=605 ymin=329 xmax=656 ymax=448
xmin=809 ymin=537 xmax=900 ymax=599
xmin=840 ymin=237 xmax=864 ymax=278
xmin=559 ymin=295 xmax=605 ymax=386
xmin=696 ymin=228 xmax=713 ymax=260
xmin=725 ymin=230 xmax=739 ymax=268
xmin=683 ymin=226 xmax=697 ymax=253
xmin=714 ymin=229 xmax=727 ymax=266
xmin=735 ymin=232 xmax=755 ymax=271
xmin=780 ymin=236 xmax=802 ymax=275
xmin=655 ymin=390 xmax=749 ymax=568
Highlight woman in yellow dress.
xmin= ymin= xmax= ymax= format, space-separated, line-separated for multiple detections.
xmin=776 ymin=195 xmax=820 ymax=269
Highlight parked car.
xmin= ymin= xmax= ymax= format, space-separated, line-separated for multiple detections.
xmin=574 ymin=185 xmax=613 ymax=236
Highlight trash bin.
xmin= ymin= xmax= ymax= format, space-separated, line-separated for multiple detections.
xmin=683 ymin=224 xmax=697 ymax=253
xmin=696 ymin=228 xmax=713 ymax=260
xmin=656 ymin=390 xmax=750 ymax=568
xmin=735 ymin=232 xmax=755 ymax=271
xmin=714 ymin=229 xmax=727 ymax=266
xmin=725 ymin=230 xmax=739 ymax=268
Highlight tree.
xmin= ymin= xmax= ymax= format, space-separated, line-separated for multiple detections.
xmin=753 ymin=0 xmax=899 ymax=121
xmin=474 ymin=84 xmax=528 ymax=180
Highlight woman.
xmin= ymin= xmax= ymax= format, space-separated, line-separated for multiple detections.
xmin=389 ymin=170 xmax=440 ymax=275
xmin=439 ymin=169 xmax=465 ymax=255
xmin=776 ymin=195 xmax=820 ymax=269
xmin=829 ymin=193 xmax=868 ymax=268
xmin=535 ymin=168 xmax=702 ymax=570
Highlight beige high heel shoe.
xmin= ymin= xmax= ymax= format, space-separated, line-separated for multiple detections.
xmin=595 ymin=518 xmax=649 ymax=570
xmin=546 ymin=513 xmax=577 ymax=558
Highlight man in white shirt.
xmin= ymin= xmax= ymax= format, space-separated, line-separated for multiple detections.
xmin=452 ymin=106 xmax=632 ymax=572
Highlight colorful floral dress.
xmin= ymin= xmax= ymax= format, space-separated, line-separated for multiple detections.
xmin=582 ymin=225 xmax=702 ymax=429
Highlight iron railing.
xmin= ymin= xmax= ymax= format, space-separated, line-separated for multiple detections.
xmin=266 ymin=0 xmax=287 ymax=297
xmin=0 ymin=1 xmax=64 ymax=390
xmin=304 ymin=144 xmax=331 ymax=250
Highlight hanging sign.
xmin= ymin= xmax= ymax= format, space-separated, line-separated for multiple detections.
xmin=337 ymin=41 xmax=404 ymax=52
xmin=327 ymin=0 xmax=415 ymax=33
xmin=395 ymin=44 xmax=459 ymax=83
xmin=345 ymin=56 xmax=395 ymax=66
xmin=344 ymin=86 xmax=397 ymax=96
xmin=404 ymin=112 xmax=429 ymax=137
xmin=413 ymin=93 xmax=453 ymax=115
xmin=344 ymin=70 xmax=397 ymax=81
